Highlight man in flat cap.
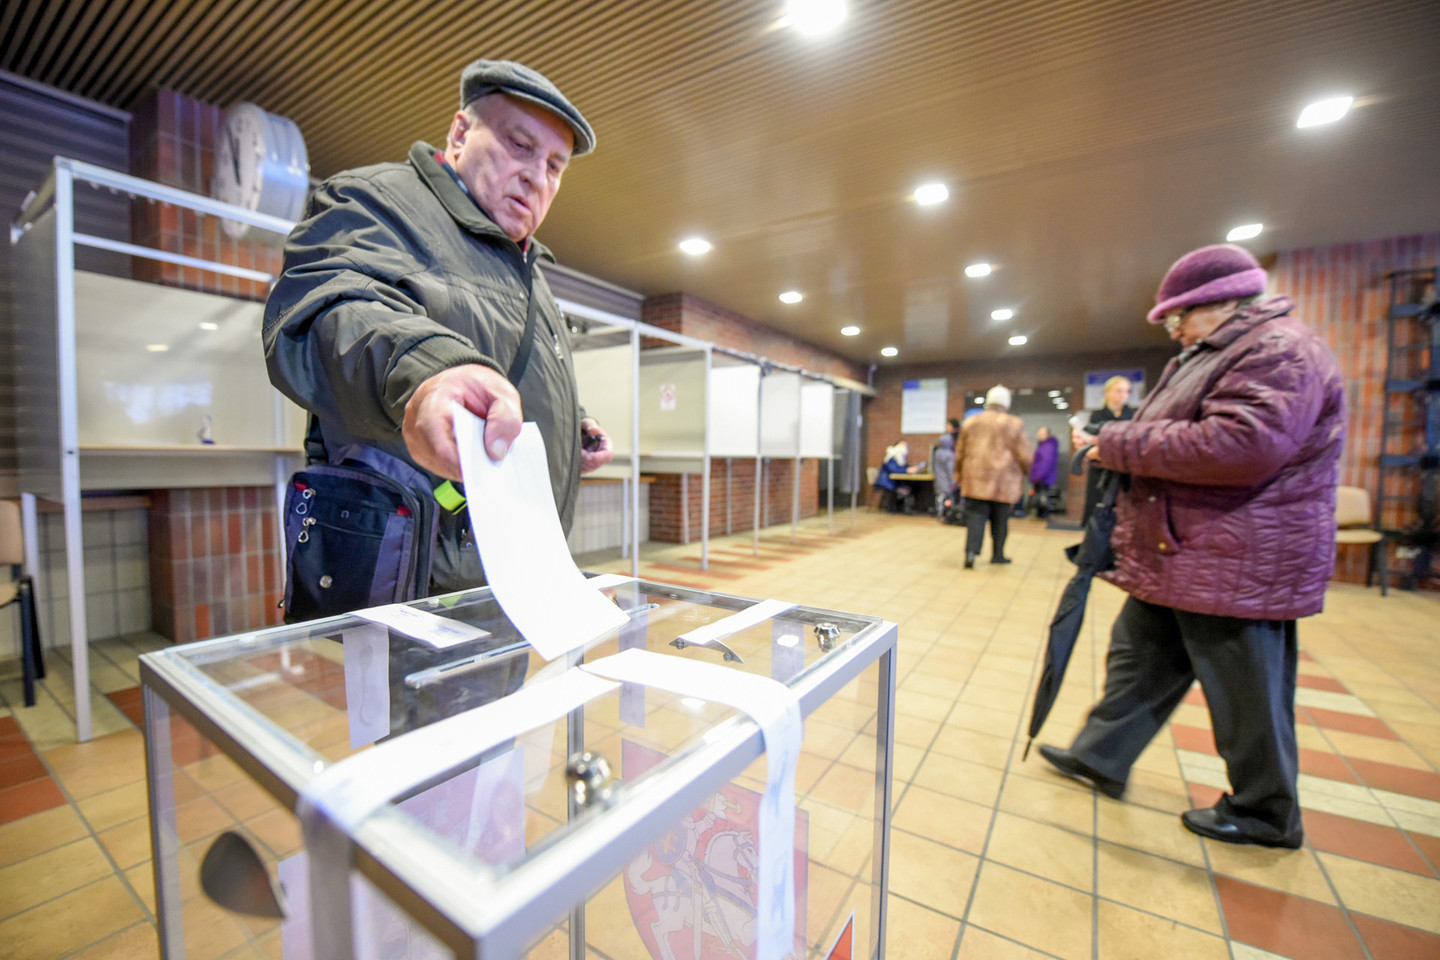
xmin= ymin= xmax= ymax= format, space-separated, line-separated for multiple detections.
xmin=264 ymin=59 xmax=612 ymax=601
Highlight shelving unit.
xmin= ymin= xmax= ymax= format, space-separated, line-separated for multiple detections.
xmin=1377 ymin=267 xmax=1440 ymax=590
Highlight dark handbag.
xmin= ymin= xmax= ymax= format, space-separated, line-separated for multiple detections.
xmin=281 ymin=445 xmax=439 ymax=623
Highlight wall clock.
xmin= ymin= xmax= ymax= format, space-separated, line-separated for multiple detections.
xmin=211 ymin=102 xmax=309 ymax=239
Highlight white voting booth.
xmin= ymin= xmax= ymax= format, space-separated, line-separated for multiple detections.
xmin=565 ymin=302 xmax=860 ymax=576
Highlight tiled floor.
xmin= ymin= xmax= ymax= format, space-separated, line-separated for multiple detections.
xmin=2 ymin=512 xmax=1439 ymax=959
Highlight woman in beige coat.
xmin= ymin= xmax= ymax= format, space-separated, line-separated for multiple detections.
xmin=955 ymin=385 xmax=1033 ymax=568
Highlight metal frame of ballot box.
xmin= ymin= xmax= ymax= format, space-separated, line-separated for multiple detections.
xmin=139 ymin=580 xmax=899 ymax=960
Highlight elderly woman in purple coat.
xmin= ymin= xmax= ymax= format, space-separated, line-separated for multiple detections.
xmin=1038 ymin=244 xmax=1344 ymax=850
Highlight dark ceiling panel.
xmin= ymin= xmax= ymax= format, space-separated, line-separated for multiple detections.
xmin=2 ymin=0 xmax=1438 ymax=364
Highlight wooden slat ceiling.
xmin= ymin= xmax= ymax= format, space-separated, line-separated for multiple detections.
xmin=5 ymin=0 xmax=1440 ymax=364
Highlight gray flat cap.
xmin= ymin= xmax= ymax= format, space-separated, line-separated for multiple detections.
xmin=460 ymin=59 xmax=595 ymax=156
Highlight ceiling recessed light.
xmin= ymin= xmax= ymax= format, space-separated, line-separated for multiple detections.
xmin=1008 ymin=335 xmax=1027 ymax=346
xmin=784 ymin=0 xmax=847 ymax=36
xmin=146 ymin=344 xmax=169 ymax=352
xmin=1048 ymin=390 xmax=1061 ymax=397
xmin=991 ymin=308 xmax=1015 ymax=321
xmin=199 ymin=321 xmax=219 ymax=331
xmin=840 ymin=325 xmax=860 ymax=336
xmin=679 ymin=237 xmax=712 ymax=256
xmin=1056 ymin=402 xmax=1069 ymax=409
xmin=913 ymin=182 xmax=948 ymax=206
xmin=1226 ymin=223 xmax=1264 ymax=242
xmin=779 ymin=290 xmax=803 ymax=304
xmin=1297 ymin=95 xmax=1353 ymax=128
xmin=964 ymin=263 xmax=992 ymax=278
xmin=880 ymin=346 xmax=899 ymax=357
xmin=973 ymin=397 xmax=984 ymax=405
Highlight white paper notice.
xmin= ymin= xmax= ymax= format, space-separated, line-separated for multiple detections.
xmin=582 ymin=649 xmax=803 ymax=960
xmin=353 ymin=603 xmax=489 ymax=650
xmin=452 ymin=408 xmax=629 ymax=659
xmin=342 ymin=623 xmax=390 ymax=750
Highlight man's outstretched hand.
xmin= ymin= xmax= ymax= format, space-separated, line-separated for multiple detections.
xmin=402 ymin=364 xmax=522 ymax=480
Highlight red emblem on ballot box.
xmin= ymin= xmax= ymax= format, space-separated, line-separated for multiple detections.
xmin=622 ymin=740 xmax=808 ymax=960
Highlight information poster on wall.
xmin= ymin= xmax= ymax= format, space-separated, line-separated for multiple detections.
xmin=901 ymin=378 xmax=947 ymax=434
xmin=1083 ymin=369 xmax=1145 ymax=410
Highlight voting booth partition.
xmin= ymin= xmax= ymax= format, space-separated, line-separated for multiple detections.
xmin=9 ymin=157 xmax=304 ymax=741
xmin=568 ymin=312 xmax=857 ymax=570
xmin=139 ymin=580 xmax=899 ymax=959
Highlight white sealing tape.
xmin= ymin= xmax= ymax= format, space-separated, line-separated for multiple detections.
xmin=582 ymin=648 xmax=803 ymax=960
xmin=585 ymin=573 xmax=637 ymax=591
xmin=676 ymin=598 xmax=796 ymax=655
xmin=296 ymin=668 xmax=619 ymax=960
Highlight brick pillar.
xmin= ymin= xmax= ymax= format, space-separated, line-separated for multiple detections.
xmin=149 ymin=488 xmax=284 ymax=643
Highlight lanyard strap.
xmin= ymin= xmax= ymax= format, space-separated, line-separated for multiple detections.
xmin=504 ymin=246 xmax=541 ymax=386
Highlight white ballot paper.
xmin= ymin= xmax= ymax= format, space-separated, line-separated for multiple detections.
xmin=582 ymin=649 xmax=803 ymax=960
xmin=452 ymin=408 xmax=628 ymax=659
xmin=353 ymin=603 xmax=489 ymax=650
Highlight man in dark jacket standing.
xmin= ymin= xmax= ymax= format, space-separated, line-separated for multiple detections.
xmin=264 ymin=59 xmax=612 ymax=593
xmin=1039 ymin=244 xmax=1344 ymax=849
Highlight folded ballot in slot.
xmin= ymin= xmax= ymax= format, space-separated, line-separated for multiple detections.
xmin=140 ymin=579 xmax=898 ymax=960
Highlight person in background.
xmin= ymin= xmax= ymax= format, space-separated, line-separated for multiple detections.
xmin=1039 ymin=243 xmax=1344 ymax=849
xmin=932 ymin=419 xmax=960 ymax=514
xmin=1074 ymin=375 xmax=1136 ymax=524
xmin=875 ymin=441 xmax=923 ymax=513
xmin=1029 ymin=426 xmax=1059 ymax=518
xmin=955 ymin=386 xmax=1032 ymax=568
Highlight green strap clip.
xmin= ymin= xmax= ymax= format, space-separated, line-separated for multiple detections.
xmin=433 ymin=480 xmax=466 ymax=512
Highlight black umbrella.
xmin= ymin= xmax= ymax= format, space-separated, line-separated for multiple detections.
xmin=1022 ymin=459 xmax=1123 ymax=760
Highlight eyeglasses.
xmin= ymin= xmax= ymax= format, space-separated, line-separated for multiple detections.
xmin=1162 ymin=306 xmax=1196 ymax=333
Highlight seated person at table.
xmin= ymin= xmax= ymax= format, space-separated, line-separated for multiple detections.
xmin=875 ymin=441 xmax=923 ymax=513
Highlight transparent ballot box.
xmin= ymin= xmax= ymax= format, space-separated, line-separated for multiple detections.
xmin=139 ymin=579 xmax=899 ymax=960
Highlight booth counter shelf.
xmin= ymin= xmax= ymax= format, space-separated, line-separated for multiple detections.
xmin=140 ymin=579 xmax=898 ymax=960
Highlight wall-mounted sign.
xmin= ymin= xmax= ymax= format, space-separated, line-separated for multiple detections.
xmin=901 ymin=378 xmax=947 ymax=434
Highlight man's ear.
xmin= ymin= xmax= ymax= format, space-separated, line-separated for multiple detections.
xmin=446 ymin=110 xmax=470 ymax=151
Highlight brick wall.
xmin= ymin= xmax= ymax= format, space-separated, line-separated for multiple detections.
xmin=129 ymin=88 xmax=282 ymax=300
xmin=648 ymin=459 xmax=821 ymax=543
xmin=149 ymin=488 xmax=284 ymax=644
xmin=1272 ymin=232 xmax=1440 ymax=585
xmin=130 ymin=87 xmax=291 ymax=639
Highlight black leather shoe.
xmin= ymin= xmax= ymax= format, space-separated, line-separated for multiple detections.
xmin=991 ymin=556 xmax=1012 ymax=564
xmin=1181 ymin=807 xmax=1303 ymax=848
xmin=964 ymin=554 xmax=975 ymax=569
xmin=1037 ymin=745 xmax=1125 ymax=799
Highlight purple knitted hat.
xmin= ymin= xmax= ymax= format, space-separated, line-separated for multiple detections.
xmin=1147 ymin=244 xmax=1268 ymax=323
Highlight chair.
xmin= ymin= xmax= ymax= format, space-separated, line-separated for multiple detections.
xmin=1335 ymin=485 xmax=1388 ymax=596
xmin=1 ymin=500 xmax=44 ymax=706
xmin=865 ymin=466 xmax=887 ymax=510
